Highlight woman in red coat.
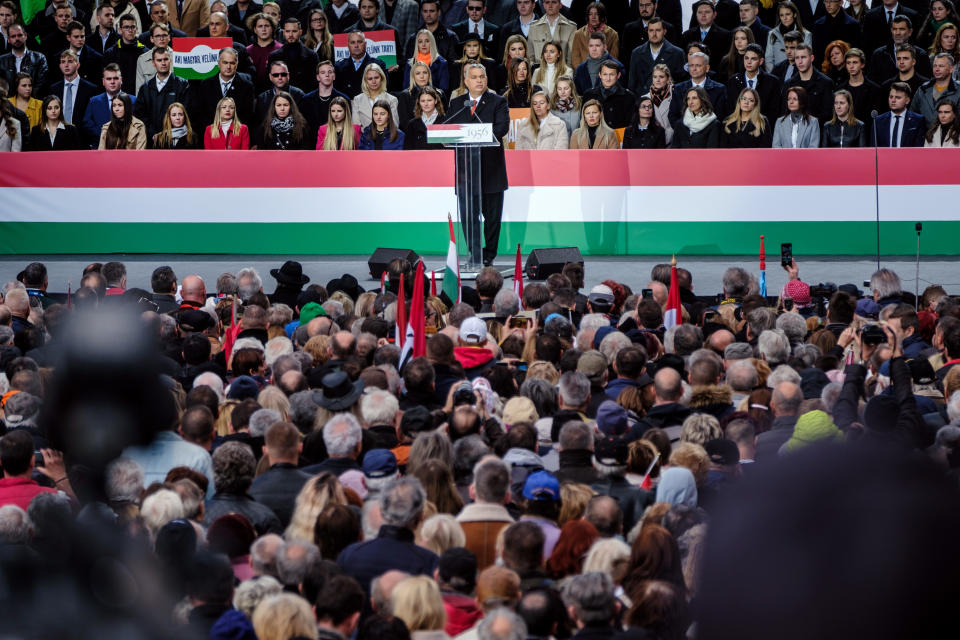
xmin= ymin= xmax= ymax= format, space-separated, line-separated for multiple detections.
xmin=204 ymin=97 xmax=250 ymax=150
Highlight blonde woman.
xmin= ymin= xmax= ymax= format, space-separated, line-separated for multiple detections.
xmin=406 ymin=29 xmax=449 ymax=93
xmin=569 ymin=98 xmax=619 ymax=148
xmin=550 ymin=74 xmax=582 ymax=133
xmin=644 ymin=63 xmax=674 ymax=144
xmin=285 ymin=472 xmax=348 ymax=542
xmin=497 ymin=34 xmax=530 ymax=91
xmin=152 ymin=102 xmax=201 ymax=149
xmin=416 ymin=513 xmax=466 ymax=555
xmin=532 ymin=40 xmax=570 ymax=97
xmin=398 ymin=60 xmax=445 ymax=129
xmin=252 ymin=593 xmax=319 ymax=640
xmin=203 ymin=96 xmax=249 ymax=149
xmin=316 ymin=95 xmax=361 ymax=150
xmin=352 ymin=63 xmax=400 ymax=128
xmin=721 ymin=87 xmax=771 ymax=147
xmin=516 ymin=90 xmax=569 ymax=149
xmin=390 ymin=576 xmax=449 ymax=640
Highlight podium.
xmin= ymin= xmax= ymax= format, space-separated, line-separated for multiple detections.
xmin=427 ymin=123 xmax=500 ymax=270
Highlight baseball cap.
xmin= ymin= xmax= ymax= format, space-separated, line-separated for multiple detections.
xmin=362 ymin=449 xmax=398 ymax=478
xmin=577 ymin=350 xmax=607 ymax=383
xmin=594 ymin=435 xmax=629 ymax=465
xmin=522 ymin=470 xmax=560 ymax=501
xmin=596 ymin=400 xmax=630 ymax=436
xmin=588 ymin=284 xmax=615 ymax=305
xmin=459 ymin=316 xmax=488 ymax=344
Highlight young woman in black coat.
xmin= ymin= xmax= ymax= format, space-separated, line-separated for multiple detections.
xmin=404 ymin=86 xmax=447 ymax=150
xmin=722 ymin=87 xmax=772 ymax=147
xmin=621 ymin=95 xmax=667 ymax=149
xmin=152 ymin=102 xmax=202 ymax=149
xmin=671 ymin=86 xmax=721 ymax=148
xmin=29 ymin=95 xmax=83 ymax=151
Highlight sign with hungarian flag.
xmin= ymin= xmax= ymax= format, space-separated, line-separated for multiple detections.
xmin=333 ymin=30 xmax=397 ymax=68
xmin=172 ymin=38 xmax=233 ymax=80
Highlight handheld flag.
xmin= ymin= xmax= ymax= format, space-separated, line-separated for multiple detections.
xmin=380 ymin=271 xmax=388 ymax=295
xmin=222 ymin=297 xmax=242 ymax=362
xmin=443 ymin=214 xmax=461 ymax=304
xmin=513 ymin=243 xmax=524 ymax=303
xmin=759 ymin=235 xmax=767 ymax=297
xmin=664 ymin=255 xmax=681 ymax=330
xmin=399 ymin=260 xmax=427 ymax=367
xmin=431 ymin=270 xmax=437 ymax=297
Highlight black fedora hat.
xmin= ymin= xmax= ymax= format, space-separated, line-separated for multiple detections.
xmin=326 ymin=274 xmax=365 ymax=301
xmin=271 ymin=261 xmax=310 ymax=286
xmin=312 ymin=370 xmax=364 ymax=411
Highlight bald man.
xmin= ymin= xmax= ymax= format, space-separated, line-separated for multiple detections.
xmin=179 ymin=275 xmax=207 ymax=309
xmin=755 ymin=381 xmax=803 ymax=462
xmin=626 ymin=366 xmax=692 ymax=441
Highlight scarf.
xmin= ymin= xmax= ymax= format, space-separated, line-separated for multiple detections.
xmin=271 ymin=116 xmax=295 ymax=133
xmin=649 ymin=84 xmax=670 ymax=106
xmin=790 ymin=111 xmax=803 ymax=124
xmin=555 ymin=96 xmax=576 ymax=112
xmin=170 ymin=125 xmax=187 ymax=139
xmin=587 ymin=124 xmax=598 ymax=148
xmin=416 ymin=51 xmax=432 ymax=66
xmin=682 ymin=109 xmax=716 ymax=133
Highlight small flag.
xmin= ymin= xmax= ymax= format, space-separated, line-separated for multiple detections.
xmin=171 ymin=37 xmax=234 ymax=80
xmin=513 ymin=243 xmax=524 ymax=304
xmin=759 ymin=235 xmax=767 ymax=297
xmin=380 ymin=271 xmax=388 ymax=295
xmin=431 ymin=270 xmax=437 ymax=297
xmin=396 ymin=274 xmax=407 ymax=347
xmin=442 ymin=214 xmax=461 ymax=304
xmin=399 ymin=260 xmax=427 ymax=367
xmin=664 ymin=255 xmax=681 ymax=330
xmin=222 ymin=297 xmax=242 ymax=362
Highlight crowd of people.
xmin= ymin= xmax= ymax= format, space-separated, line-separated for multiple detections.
xmin=1 ymin=255 xmax=959 ymax=637
xmin=3 ymin=0 xmax=960 ymax=150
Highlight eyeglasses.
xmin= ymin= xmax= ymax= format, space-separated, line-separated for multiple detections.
xmin=467 ymin=5 xmax=483 ymax=10
xmin=639 ymin=103 xmax=653 ymax=109
xmin=271 ymin=72 xmax=289 ymax=77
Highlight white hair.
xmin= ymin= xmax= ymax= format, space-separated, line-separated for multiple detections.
xmin=767 ymin=364 xmax=802 ymax=388
xmin=580 ymin=314 xmax=609 ymax=331
xmin=323 ymin=412 xmax=363 ymax=457
xmin=233 ymin=575 xmax=283 ymax=619
xmin=948 ymin=390 xmax=960 ymax=423
xmin=776 ymin=312 xmax=807 ymax=346
xmin=193 ymin=372 xmax=225 ymax=401
xmin=236 ymin=267 xmax=263 ymax=302
xmin=232 ymin=337 xmax=265 ymax=353
xmin=264 ymin=336 xmax=294 ymax=368
xmin=0 ymin=505 xmax=31 ymax=544
xmin=250 ymin=408 xmax=282 ymax=437
xmin=140 ymin=489 xmax=185 ymax=537
xmin=582 ymin=537 xmax=631 ymax=575
xmin=361 ymin=389 xmax=399 ymax=426
xmin=757 ymin=329 xmax=790 ymax=365
xmin=105 ymin=457 xmax=145 ymax=504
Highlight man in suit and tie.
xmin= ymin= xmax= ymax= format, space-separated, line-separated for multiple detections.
xmin=444 ymin=62 xmax=510 ymax=267
xmin=726 ymin=43 xmax=781 ymax=124
xmin=166 ymin=0 xmax=211 ymax=36
xmin=196 ymin=47 xmax=256 ymax=127
xmin=452 ymin=0 xmax=500 ymax=61
xmin=81 ymin=63 xmax=135 ymax=147
xmin=872 ymin=81 xmax=925 ymax=146
xmin=334 ymin=30 xmax=387 ymax=98
xmin=668 ymin=49 xmax=727 ymax=127
xmin=135 ymin=46 xmax=191 ymax=139
xmin=868 ymin=15 xmax=932 ymax=83
xmin=60 ymin=20 xmax=103 ymax=85
xmin=628 ymin=17 xmax=684 ymax=96
xmin=49 ymin=49 xmax=97 ymax=128
xmin=681 ymin=0 xmax=731 ymax=59
xmin=862 ymin=0 xmax=920 ymax=55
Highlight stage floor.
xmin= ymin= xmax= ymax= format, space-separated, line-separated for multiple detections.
xmin=3 ymin=255 xmax=958 ymax=300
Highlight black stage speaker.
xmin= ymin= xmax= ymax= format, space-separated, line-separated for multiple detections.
xmin=368 ymin=248 xmax=421 ymax=279
xmin=524 ymin=247 xmax=584 ymax=280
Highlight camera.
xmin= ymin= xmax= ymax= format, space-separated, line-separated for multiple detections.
xmin=452 ymin=381 xmax=476 ymax=407
xmin=858 ymin=324 xmax=888 ymax=346
xmin=809 ymin=283 xmax=837 ymax=299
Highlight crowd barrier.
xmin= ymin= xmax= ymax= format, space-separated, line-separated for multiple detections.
xmin=2 ymin=149 xmax=958 ymax=256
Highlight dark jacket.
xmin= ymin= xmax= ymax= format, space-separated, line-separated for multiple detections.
xmin=721 ymin=117 xmax=772 ymax=147
xmin=820 ymin=119 xmax=868 ymax=147
xmin=628 ymin=40 xmax=686 ymax=96
xmin=196 ymin=71 xmax=256 ymax=128
xmin=726 ymin=71 xmax=782 ymax=124
xmin=0 ymin=49 xmax=49 ymax=95
xmin=862 ymin=4 xmax=920 ymax=54
xmin=334 ymin=54 xmax=387 ymax=98
xmin=337 ymin=524 xmax=439 ymax=593
xmin=555 ymin=449 xmax=599 ymax=485
xmin=302 ymin=456 xmax=361 ymax=477
xmin=49 ymin=77 xmax=98 ymax=129
xmin=621 ymin=18 xmax=679 ymax=72
xmin=135 ymin=74 xmax=191 ymax=139
xmin=324 ymin=2 xmax=360 ymax=35
xmin=359 ymin=124 xmax=406 ymax=149
xmin=28 ymin=123 xmax=84 ymax=150
xmin=754 ymin=415 xmax=798 ymax=462
xmin=626 ymin=402 xmax=691 ymax=441
xmin=204 ymin=492 xmax=283 ymax=535
xmin=669 ymin=77 xmax=728 ymax=127
xmin=671 ymin=117 xmax=721 ymax=147
xmin=249 ymin=462 xmax=311 ymax=528
xmin=582 ymin=83 xmax=636 ymax=129
xmin=574 ymin=51 xmax=624 ymax=95
xmin=103 ymin=39 xmax=148 ymax=94
xmin=451 ymin=18 xmax=501 ymax=61
xmin=300 ymin=87 xmax=349 ymax=138
xmin=621 ymin=121 xmax=668 ymax=149
xmin=812 ymin=11 xmax=861 ymax=59
xmin=680 ymin=25 xmax=732 ymax=59
xmin=868 ymin=43 xmax=932 ymax=84
xmin=444 ymin=90 xmax=510 ymax=193
xmin=590 ymin=475 xmax=653 ymax=531
xmin=268 ymin=41 xmax=320 ymax=93
xmin=781 ymin=69 xmax=834 ymax=121
xmin=837 ymin=78 xmax=883 ymax=122
xmin=871 ymin=109 xmax=926 ymax=147
xmin=404 ymin=25 xmax=459 ymax=66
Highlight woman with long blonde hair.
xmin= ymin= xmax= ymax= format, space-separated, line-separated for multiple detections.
xmin=516 ymin=90 xmax=569 ymax=149
xmin=406 ymin=29 xmax=449 ymax=93
xmin=316 ymin=95 xmax=361 ymax=150
xmin=203 ymin=96 xmax=249 ymax=149
xmin=722 ymin=87 xmax=771 ymax=147
xmin=569 ymin=98 xmax=619 ymax=148
xmin=352 ymin=62 xmax=400 ymax=128
xmin=285 ymin=472 xmax=348 ymax=542
xmin=497 ymin=34 xmax=529 ymax=91
xmin=152 ymin=102 xmax=200 ymax=149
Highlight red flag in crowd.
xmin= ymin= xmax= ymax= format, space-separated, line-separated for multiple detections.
xmin=514 ymin=243 xmax=524 ymax=304
xmin=664 ymin=255 xmax=681 ymax=330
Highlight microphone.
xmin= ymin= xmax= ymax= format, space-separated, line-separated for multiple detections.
xmin=443 ymin=94 xmax=485 ymax=124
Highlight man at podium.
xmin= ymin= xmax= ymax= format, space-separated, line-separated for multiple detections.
xmin=444 ymin=63 xmax=510 ymax=266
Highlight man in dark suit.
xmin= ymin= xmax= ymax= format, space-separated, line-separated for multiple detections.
xmin=39 ymin=3 xmax=73 ymax=68
xmin=780 ymin=42 xmax=833 ymax=120
xmin=621 ymin=0 xmax=678 ymax=71
xmin=205 ymin=12 xmax=256 ymax=77
xmin=726 ymin=43 xmax=781 ymax=124
xmin=57 ymin=21 xmax=104 ymax=85
xmin=499 ymin=0 xmax=541 ymax=42
xmin=669 ymin=49 xmax=727 ymax=127
xmin=268 ymin=18 xmax=320 ymax=91
xmin=794 ymin=0 xmax=826 ymax=34
xmin=227 ymin=0 xmax=261 ymax=40
xmin=739 ymin=0 xmax=770 ymax=49
xmin=583 ymin=59 xmax=636 ymax=127
xmin=196 ymin=47 xmax=256 ymax=127
xmin=137 ymin=0 xmax=187 ymax=46
xmin=325 ymin=0 xmax=360 ymax=34
xmin=451 ymin=0 xmax=500 ymax=60
xmin=868 ymin=17 xmax=932 ymax=83
xmin=403 ymin=0 xmax=459 ymax=63
xmin=134 ymin=46 xmax=191 ymax=139
xmin=49 ymin=50 xmax=97 ymax=127
xmin=300 ymin=60 xmax=348 ymax=138
xmin=871 ymin=81 xmax=925 ymax=146
xmin=681 ymin=0 xmax=731 ymax=61
xmin=81 ymin=63 xmax=134 ymax=147
xmin=89 ymin=5 xmax=121 ymax=55
xmin=444 ymin=62 xmax=510 ymax=267
xmin=628 ymin=17 xmax=684 ymax=95
xmin=862 ymin=1 xmax=920 ymax=55
xmin=334 ymin=30 xmax=387 ymax=98
xmin=811 ymin=0 xmax=859 ymax=59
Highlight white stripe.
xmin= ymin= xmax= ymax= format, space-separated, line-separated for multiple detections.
xmin=4 ymin=185 xmax=958 ymax=223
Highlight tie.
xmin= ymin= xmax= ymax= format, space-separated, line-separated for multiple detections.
xmin=178 ymin=0 xmax=184 ymax=18
xmin=747 ymin=78 xmax=755 ymax=89
xmin=701 ymin=30 xmax=707 ymax=41
xmin=892 ymin=114 xmax=901 ymax=147
xmin=470 ymin=99 xmax=477 ymax=115
xmin=887 ymin=9 xmax=893 ymax=23
xmin=64 ymin=82 xmax=74 ymax=124
xmin=473 ymin=22 xmax=479 ymax=35
xmin=222 ymin=81 xmax=231 ymax=96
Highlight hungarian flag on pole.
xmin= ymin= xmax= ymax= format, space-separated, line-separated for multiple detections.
xmin=513 ymin=243 xmax=524 ymax=302
xmin=395 ymin=275 xmax=407 ymax=346
xmin=443 ymin=214 xmax=460 ymax=304
xmin=664 ymin=255 xmax=681 ymax=330
xmin=172 ymin=38 xmax=234 ymax=80
xmin=19 ymin=0 xmax=45 ymax=24
xmin=399 ymin=260 xmax=427 ymax=367
xmin=333 ymin=30 xmax=398 ymax=67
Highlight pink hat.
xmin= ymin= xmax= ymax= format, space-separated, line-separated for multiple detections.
xmin=783 ymin=280 xmax=812 ymax=306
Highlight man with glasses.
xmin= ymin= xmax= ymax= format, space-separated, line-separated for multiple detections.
xmin=528 ymin=0 xmax=576 ymax=64
xmin=500 ymin=0 xmax=540 ymax=41
xmin=254 ymin=60 xmax=305 ymax=131
xmin=452 ymin=0 xmax=500 ymax=61
xmin=135 ymin=23 xmax=171 ymax=92
xmin=103 ymin=14 xmax=147 ymax=93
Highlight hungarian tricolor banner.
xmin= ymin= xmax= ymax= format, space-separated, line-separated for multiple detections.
xmin=399 ymin=260 xmax=427 ymax=367
xmin=333 ymin=30 xmax=397 ymax=68
xmin=664 ymin=256 xmax=681 ymax=330
xmin=443 ymin=214 xmax=460 ymax=304
xmin=172 ymin=38 xmax=233 ymax=80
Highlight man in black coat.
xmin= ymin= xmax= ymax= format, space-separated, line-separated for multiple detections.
xmin=621 ymin=0 xmax=678 ymax=71
xmin=0 ymin=24 xmax=49 ymax=95
xmin=668 ymin=49 xmax=727 ymax=127
xmin=811 ymin=0 xmax=860 ymax=59
xmin=248 ymin=421 xmax=310 ymax=528
xmin=59 ymin=21 xmax=104 ymax=85
xmin=794 ymin=0 xmax=826 ymax=33
xmin=39 ymin=3 xmax=73 ymax=68
xmin=739 ymin=0 xmax=770 ymax=47
xmin=325 ymin=0 xmax=360 ymax=34
xmin=334 ymin=30 xmax=388 ymax=98
xmin=268 ymin=17 xmax=320 ymax=91
xmin=838 ymin=48 xmax=883 ymax=121
xmin=878 ymin=46 xmax=929 ymax=99
xmin=445 ymin=62 xmax=509 ymax=266
xmin=136 ymin=0 xmax=187 ymax=46
xmin=681 ymin=0 xmax=731 ymax=58
xmin=451 ymin=0 xmax=500 ymax=60
xmin=49 ymin=50 xmax=97 ymax=127
xmin=301 ymin=60 xmax=349 ymax=137
xmin=196 ymin=47 xmax=256 ymax=127
xmin=868 ymin=18 xmax=932 ymax=84
xmin=628 ymin=17 xmax=685 ymax=95
xmin=135 ymin=46 xmax=191 ymax=139
xmin=403 ymin=0 xmax=459 ymax=62
xmin=254 ymin=60 xmax=306 ymax=133
xmin=726 ymin=43 xmax=781 ymax=124
xmin=103 ymin=14 xmax=148 ymax=94
xmin=583 ymin=59 xmax=636 ymax=128
xmin=781 ymin=42 xmax=833 ymax=121
xmin=861 ymin=1 xmax=920 ymax=55
xmin=89 ymin=5 xmax=121 ymax=55
xmin=499 ymin=0 xmax=541 ymax=42
xmin=198 ymin=12 xmax=248 ymax=44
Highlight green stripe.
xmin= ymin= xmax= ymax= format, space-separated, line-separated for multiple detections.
xmin=1 ymin=221 xmax=957 ymax=255
xmin=174 ymin=68 xmax=218 ymax=80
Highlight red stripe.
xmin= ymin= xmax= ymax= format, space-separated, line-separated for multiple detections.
xmin=172 ymin=37 xmax=233 ymax=52
xmin=1 ymin=149 xmax=957 ymax=189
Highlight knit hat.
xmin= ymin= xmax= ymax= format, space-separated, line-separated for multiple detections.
xmin=298 ymin=301 xmax=326 ymax=325
xmin=502 ymin=396 xmax=539 ymax=427
xmin=785 ymin=410 xmax=841 ymax=452
xmin=227 ymin=375 xmax=260 ymax=400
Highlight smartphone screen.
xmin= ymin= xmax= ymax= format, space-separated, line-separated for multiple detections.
xmin=781 ymin=243 xmax=793 ymax=268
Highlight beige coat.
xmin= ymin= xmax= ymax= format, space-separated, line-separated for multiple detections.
xmin=165 ymin=0 xmax=210 ymax=37
xmin=515 ymin=112 xmax=569 ymax=149
xmin=352 ymin=92 xmax=400 ymax=129
xmin=99 ymin=117 xmax=147 ymax=149
xmin=569 ymin=125 xmax=620 ymax=149
xmin=527 ymin=14 xmax=577 ymax=65
xmin=924 ymin=126 xmax=960 ymax=147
